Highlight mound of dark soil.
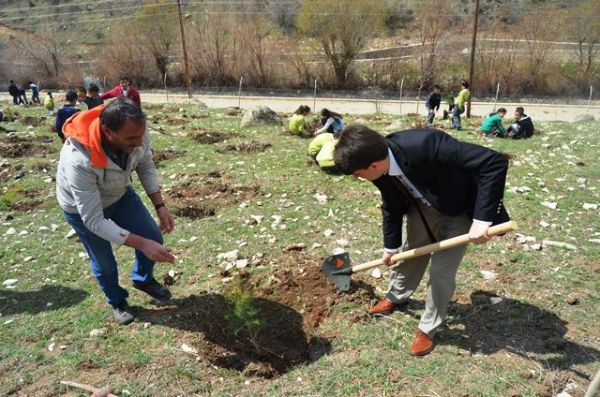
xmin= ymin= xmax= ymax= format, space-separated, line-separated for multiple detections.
xmin=152 ymin=149 xmax=185 ymax=165
xmin=193 ymin=130 xmax=237 ymax=144
xmin=19 ymin=116 xmax=47 ymax=127
xmin=0 ymin=135 xmax=56 ymax=158
xmin=166 ymin=172 xmax=259 ymax=219
xmin=134 ymin=252 xmax=376 ymax=378
xmin=220 ymin=141 xmax=271 ymax=154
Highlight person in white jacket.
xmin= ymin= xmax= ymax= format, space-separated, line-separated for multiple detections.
xmin=56 ymin=98 xmax=175 ymax=324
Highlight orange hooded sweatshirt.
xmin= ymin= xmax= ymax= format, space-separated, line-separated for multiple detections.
xmin=62 ymin=104 xmax=108 ymax=169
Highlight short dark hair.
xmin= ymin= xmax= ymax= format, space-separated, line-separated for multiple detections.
xmin=65 ymin=90 xmax=78 ymax=102
xmin=295 ymin=105 xmax=310 ymax=115
xmin=461 ymin=80 xmax=469 ymax=88
xmin=516 ymin=106 xmax=525 ymax=114
xmin=100 ymin=97 xmax=146 ymax=132
xmin=497 ymin=107 xmax=507 ymax=114
xmin=334 ymin=124 xmax=388 ymax=175
xmin=434 ymin=85 xmax=441 ymax=89
xmin=119 ymin=76 xmax=130 ymax=82
xmin=77 ymin=86 xmax=86 ymax=94
xmin=88 ymin=83 xmax=100 ymax=93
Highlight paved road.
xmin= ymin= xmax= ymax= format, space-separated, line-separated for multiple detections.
xmin=2 ymin=93 xmax=598 ymax=122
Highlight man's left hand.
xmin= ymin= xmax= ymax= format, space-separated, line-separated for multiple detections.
xmin=469 ymin=221 xmax=490 ymax=244
xmin=157 ymin=206 xmax=175 ymax=234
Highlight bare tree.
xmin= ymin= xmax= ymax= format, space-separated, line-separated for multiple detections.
xmin=297 ymin=0 xmax=387 ymax=87
xmin=570 ymin=0 xmax=600 ymax=83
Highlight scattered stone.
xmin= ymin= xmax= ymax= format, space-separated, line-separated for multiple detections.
xmin=314 ymin=192 xmax=328 ymax=204
xmin=143 ymin=322 xmax=152 ymax=329
xmin=539 ymin=221 xmax=550 ymax=228
xmin=371 ymin=268 xmax=382 ymax=279
xmin=490 ymin=297 xmax=504 ymax=305
xmin=181 ymin=343 xmax=198 ymax=355
xmin=480 ymin=270 xmax=497 ymax=281
xmin=65 ymin=229 xmax=77 ymax=239
xmin=238 ymin=202 xmax=249 ymax=209
xmin=284 ymin=243 xmax=306 ymax=252
xmin=323 ymin=229 xmax=334 ymax=237
xmin=541 ymin=201 xmax=557 ymax=210
xmin=530 ymin=243 xmax=542 ymax=251
xmin=235 ymin=259 xmax=249 ymax=269
xmin=311 ymin=243 xmax=323 ymax=249
xmin=89 ymin=328 xmax=107 ymax=338
xmin=582 ymin=203 xmax=598 ymax=210
xmin=2 ymin=279 xmax=18 ymax=288
xmin=566 ymin=296 xmax=579 ymax=305
xmin=543 ymin=240 xmax=577 ymax=251
xmin=4 ymin=227 xmax=17 ymax=236
xmin=335 ymin=239 xmax=349 ymax=247
xmin=217 ymin=250 xmax=239 ymax=262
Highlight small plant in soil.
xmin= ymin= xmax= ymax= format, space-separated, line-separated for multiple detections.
xmin=223 ymin=275 xmax=264 ymax=353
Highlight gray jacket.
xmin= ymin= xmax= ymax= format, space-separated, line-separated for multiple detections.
xmin=56 ymin=132 xmax=160 ymax=245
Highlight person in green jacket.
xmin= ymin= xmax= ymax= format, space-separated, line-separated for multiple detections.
xmin=481 ymin=108 xmax=507 ymax=137
xmin=308 ymin=129 xmax=341 ymax=174
xmin=44 ymin=92 xmax=55 ymax=116
xmin=452 ymin=80 xmax=470 ymax=130
xmin=288 ymin=105 xmax=312 ymax=137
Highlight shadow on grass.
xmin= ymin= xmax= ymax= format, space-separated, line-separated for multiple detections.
xmin=439 ymin=290 xmax=599 ymax=376
xmin=0 ymin=285 xmax=89 ymax=315
xmin=133 ymin=293 xmax=331 ymax=378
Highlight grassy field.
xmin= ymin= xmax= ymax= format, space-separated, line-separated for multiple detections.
xmin=0 ymin=102 xmax=598 ymax=397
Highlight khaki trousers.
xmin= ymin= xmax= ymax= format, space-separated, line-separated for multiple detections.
xmin=386 ymin=203 xmax=471 ymax=337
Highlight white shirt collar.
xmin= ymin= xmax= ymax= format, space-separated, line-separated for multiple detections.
xmin=387 ymin=148 xmax=402 ymax=176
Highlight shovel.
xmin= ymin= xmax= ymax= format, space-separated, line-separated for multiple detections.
xmin=322 ymin=221 xmax=516 ymax=291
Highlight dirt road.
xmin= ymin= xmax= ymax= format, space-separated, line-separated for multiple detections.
xmin=2 ymin=92 xmax=598 ymax=122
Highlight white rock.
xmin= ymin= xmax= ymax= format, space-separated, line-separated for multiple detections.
xmin=480 ymin=270 xmax=497 ymax=281
xmin=238 ymin=202 xmax=249 ymax=209
xmin=181 ymin=343 xmax=198 ymax=355
xmin=335 ymin=239 xmax=349 ymax=247
xmin=314 ymin=192 xmax=328 ymax=204
xmin=23 ymin=256 xmax=34 ymax=262
xmin=516 ymin=186 xmax=532 ymax=193
xmin=323 ymin=229 xmax=334 ymax=237
xmin=543 ymin=240 xmax=577 ymax=251
xmin=541 ymin=201 xmax=557 ymax=210
xmin=250 ymin=215 xmax=264 ymax=224
xmin=582 ymin=203 xmax=598 ymax=210
xmin=2 ymin=279 xmax=18 ymax=287
xmin=38 ymin=226 xmax=49 ymax=232
xmin=311 ymin=243 xmax=323 ymax=249
xmin=235 ymin=259 xmax=249 ymax=269
xmin=530 ymin=243 xmax=542 ymax=251
xmin=78 ymin=252 xmax=88 ymax=259
xmin=490 ymin=297 xmax=503 ymax=305
xmin=371 ymin=268 xmax=382 ymax=279
xmin=4 ymin=227 xmax=16 ymax=236
xmin=17 ymin=230 xmax=28 ymax=236
xmin=48 ymin=342 xmax=55 ymax=352
xmin=217 ymin=249 xmax=239 ymax=262
xmin=89 ymin=328 xmax=107 ymax=337
xmin=539 ymin=221 xmax=550 ymax=228
xmin=332 ymin=248 xmax=346 ymax=255
xmin=143 ymin=322 xmax=152 ymax=329
xmin=525 ymin=236 xmax=536 ymax=243
xmin=168 ymin=269 xmax=177 ymax=278
xmin=65 ymin=229 xmax=77 ymax=239
xmin=51 ymin=224 xmax=59 ymax=231
xmin=556 ymin=393 xmax=573 ymax=397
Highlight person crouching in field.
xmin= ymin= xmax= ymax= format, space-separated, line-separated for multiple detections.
xmin=308 ymin=128 xmax=342 ymax=174
xmin=56 ymin=98 xmax=175 ymax=325
xmin=481 ymin=108 xmax=507 ymax=137
xmin=505 ymin=107 xmax=534 ymax=139
xmin=315 ymin=108 xmax=344 ymax=135
xmin=288 ymin=105 xmax=312 ymax=137
xmin=425 ymin=85 xmax=442 ymax=127
xmin=333 ymin=125 xmax=509 ymax=356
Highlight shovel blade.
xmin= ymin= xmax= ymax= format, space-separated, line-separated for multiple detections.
xmin=321 ymin=252 xmax=352 ymax=291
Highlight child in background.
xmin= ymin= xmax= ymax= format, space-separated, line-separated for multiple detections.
xmin=44 ymin=92 xmax=55 ymax=116
xmin=55 ymin=90 xmax=80 ymax=142
xmin=74 ymin=87 xmax=89 ymax=111
xmin=480 ymin=108 xmax=507 ymax=137
xmin=506 ymin=107 xmax=534 ymax=139
xmin=451 ymin=80 xmax=470 ymax=130
xmin=84 ymin=83 xmax=104 ymax=109
xmin=425 ymin=85 xmax=441 ymax=127
xmin=308 ymin=129 xmax=342 ymax=174
xmin=288 ymin=105 xmax=312 ymax=137
xmin=29 ymin=82 xmax=40 ymax=105
xmin=315 ymin=108 xmax=344 ymax=135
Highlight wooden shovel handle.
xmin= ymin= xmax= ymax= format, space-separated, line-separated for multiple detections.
xmin=351 ymin=221 xmax=517 ymax=274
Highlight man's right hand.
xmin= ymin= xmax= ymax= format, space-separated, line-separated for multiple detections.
xmin=382 ymin=250 xmax=398 ymax=266
xmin=141 ymin=239 xmax=175 ymax=263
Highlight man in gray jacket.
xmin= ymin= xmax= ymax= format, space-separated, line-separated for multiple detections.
xmin=56 ymin=98 xmax=175 ymax=324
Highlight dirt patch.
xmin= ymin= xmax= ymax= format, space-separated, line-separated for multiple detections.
xmin=135 ymin=252 xmax=375 ymax=378
xmin=0 ymin=135 xmax=56 ymax=158
xmin=165 ymin=172 xmax=260 ymax=219
xmin=152 ymin=149 xmax=185 ymax=165
xmin=19 ymin=115 xmax=47 ymax=127
xmin=219 ymin=141 xmax=272 ymax=154
xmin=193 ymin=130 xmax=237 ymax=144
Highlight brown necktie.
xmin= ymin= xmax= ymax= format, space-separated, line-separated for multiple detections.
xmin=386 ymin=175 xmax=437 ymax=244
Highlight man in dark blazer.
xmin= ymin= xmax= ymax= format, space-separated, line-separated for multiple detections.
xmin=334 ymin=124 xmax=509 ymax=356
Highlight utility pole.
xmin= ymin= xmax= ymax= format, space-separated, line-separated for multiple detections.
xmin=467 ymin=0 xmax=479 ymax=118
xmin=177 ymin=0 xmax=192 ymax=99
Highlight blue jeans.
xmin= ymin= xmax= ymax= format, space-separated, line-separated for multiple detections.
xmin=452 ymin=106 xmax=465 ymax=129
xmin=64 ymin=187 xmax=162 ymax=308
xmin=426 ymin=108 xmax=435 ymax=126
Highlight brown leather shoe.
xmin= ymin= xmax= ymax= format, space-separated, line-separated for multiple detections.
xmin=368 ymin=298 xmax=396 ymax=315
xmin=410 ymin=330 xmax=434 ymax=356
